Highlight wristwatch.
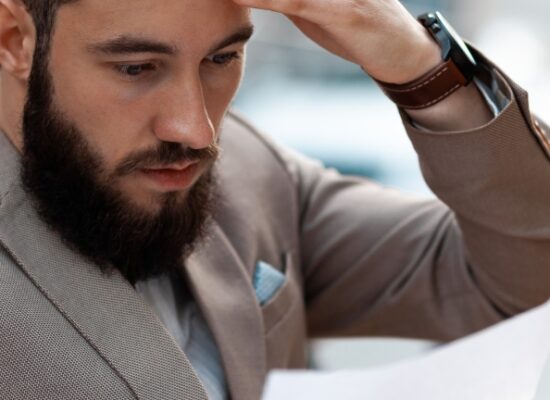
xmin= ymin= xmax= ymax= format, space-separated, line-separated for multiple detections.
xmin=376 ymin=11 xmax=478 ymax=110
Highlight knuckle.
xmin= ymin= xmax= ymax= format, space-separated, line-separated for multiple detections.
xmin=288 ymin=0 xmax=309 ymax=15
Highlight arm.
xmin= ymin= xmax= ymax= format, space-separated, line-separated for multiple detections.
xmin=280 ymin=65 xmax=550 ymax=342
xmin=232 ymin=0 xmax=492 ymax=131
xmin=233 ymin=0 xmax=550 ymax=340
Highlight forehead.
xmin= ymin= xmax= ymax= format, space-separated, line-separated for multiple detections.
xmin=55 ymin=0 xmax=251 ymax=50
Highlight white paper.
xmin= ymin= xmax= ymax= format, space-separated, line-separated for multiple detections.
xmin=263 ymin=298 xmax=550 ymax=400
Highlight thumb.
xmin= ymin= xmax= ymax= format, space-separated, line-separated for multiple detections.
xmin=231 ymin=0 xmax=330 ymax=21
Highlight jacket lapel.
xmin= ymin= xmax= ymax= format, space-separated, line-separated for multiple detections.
xmin=185 ymin=222 xmax=267 ymax=400
xmin=0 ymin=135 xmax=207 ymax=400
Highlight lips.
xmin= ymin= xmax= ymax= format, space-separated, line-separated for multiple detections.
xmin=140 ymin=161 xmax=201 ymax=191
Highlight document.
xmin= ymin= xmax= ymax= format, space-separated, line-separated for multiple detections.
xmin=263 ymin=298 xmax=550 ymax=400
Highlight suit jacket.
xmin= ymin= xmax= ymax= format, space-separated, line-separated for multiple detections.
xmin=1 ymin=52 xmax=550 ymax=400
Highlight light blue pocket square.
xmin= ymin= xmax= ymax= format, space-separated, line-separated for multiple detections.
xmin=253 ymin=261 xmax=286 ymax=306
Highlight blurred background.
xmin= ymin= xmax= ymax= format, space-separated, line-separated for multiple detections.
xmin=233 ymin=0 xmax=550 ymax=398
xmin=234 ymin=0 xmax=550 ymax=194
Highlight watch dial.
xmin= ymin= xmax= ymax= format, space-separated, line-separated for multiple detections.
xmin=436 ymin=12 xmax=477 ymax=65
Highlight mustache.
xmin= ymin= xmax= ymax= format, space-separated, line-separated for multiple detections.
xmin=114 ymin=142 xmax=220 ymax=176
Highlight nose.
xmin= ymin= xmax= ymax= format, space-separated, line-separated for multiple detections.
xmin=152 ymin=74 xmax=215 ymax=149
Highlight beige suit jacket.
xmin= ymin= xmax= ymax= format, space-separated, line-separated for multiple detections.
xmin=1 ymin=52 xmax=550 ymax=400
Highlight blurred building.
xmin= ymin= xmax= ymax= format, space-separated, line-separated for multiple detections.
xmin=453 ymin=0 xmax=549 ymax=115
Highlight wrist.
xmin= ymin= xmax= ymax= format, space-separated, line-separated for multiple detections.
xmin=393 ymin=26 xmax=443 ymax=84
xmin=365 ymin=22 xmax=442 ymax=85
xmin=374 ymin=11 xmax=481 ymax=111
xmin=406 ymin=82 xmax=493 ymax=131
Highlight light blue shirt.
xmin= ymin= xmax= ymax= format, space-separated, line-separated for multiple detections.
xmin=136 ymin=273 xmax=228 ymax=400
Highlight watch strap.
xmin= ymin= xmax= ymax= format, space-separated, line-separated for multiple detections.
xmin=375 ymin=58 xmax=469 ymax=110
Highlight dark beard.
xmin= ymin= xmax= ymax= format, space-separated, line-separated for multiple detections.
xmin=21 ymin=54 xmax=218 ymax=285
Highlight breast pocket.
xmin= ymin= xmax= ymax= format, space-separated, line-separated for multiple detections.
xmin=261 ymin=275 xmax=293 ymax=334
xmin=259 ymin=252 xmax=308 ymax=369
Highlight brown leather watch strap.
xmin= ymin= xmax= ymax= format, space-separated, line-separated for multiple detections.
xmin=375 ymin=59 xmax=469 ymax=110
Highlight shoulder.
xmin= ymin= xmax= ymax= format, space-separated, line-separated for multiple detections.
xmin=214 ymin=111 xmax=310 ymax=257
xmin=220 ymin=110 xmax=297 ymax=181
xmin=220 ymin=110 xmax=329 ymax=194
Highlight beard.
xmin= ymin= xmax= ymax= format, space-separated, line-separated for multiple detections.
xmin=20 ymin=56 xmax=219 ymax=285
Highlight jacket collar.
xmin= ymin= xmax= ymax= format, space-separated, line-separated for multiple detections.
xmin=185 ymin=224 xmax=267 ymax=400
xmin=0 ymin=132 xmax=266 ymax=399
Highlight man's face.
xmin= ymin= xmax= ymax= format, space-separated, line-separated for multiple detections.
xmin=48 ymin=0 xmax=252 ymax=212
xmin=20 ymin=0 xmax=252 ymax=284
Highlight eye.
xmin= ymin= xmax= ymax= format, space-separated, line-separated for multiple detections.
xmin=115 ymin=63 xmax=157 ymax=78
xmin=207 ymin=52 xmax=241 ymax=67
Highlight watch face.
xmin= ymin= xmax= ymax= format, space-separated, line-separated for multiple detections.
xmin=436 ymin=12 xmax=477 ymax=66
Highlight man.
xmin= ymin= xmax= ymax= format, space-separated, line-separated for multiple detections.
xmin=0 ymin=0 xmax=548 ymax=399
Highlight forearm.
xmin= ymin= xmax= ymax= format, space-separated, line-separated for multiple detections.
xmin=402 ymin=57 xmax=550 ymax=314
xmin=406 ymin=83 xmax=494 ymax=132
xmin=369 ymin=20 xmax=495 ymax=132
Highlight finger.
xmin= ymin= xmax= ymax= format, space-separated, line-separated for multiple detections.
xmin=231 ymin=0 xmax=324 ymax=19
xmin=288 ymin=15 xmax=356 ymax=62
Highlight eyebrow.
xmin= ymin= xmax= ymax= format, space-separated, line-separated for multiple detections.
xmin=87 ymin=25 xmax=255 ymax=56
xmin=87 ymin=36 xmax=177 ymax=55
xmin=208 ymin=25 xmax=254 ymax=54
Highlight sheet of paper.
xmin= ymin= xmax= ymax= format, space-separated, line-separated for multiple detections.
xmin=263 ymin=298 xmax=550 ymax=400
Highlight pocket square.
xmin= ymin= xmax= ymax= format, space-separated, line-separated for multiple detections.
xmin=253 ymin=261 xmax=286 ymax=306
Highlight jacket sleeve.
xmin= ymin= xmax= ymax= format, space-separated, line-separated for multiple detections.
xmin=288 ymin=51 xmax=550 ymax=342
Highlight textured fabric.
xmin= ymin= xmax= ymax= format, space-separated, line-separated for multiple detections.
xmin=0 ymin=251 xmax=136 ymax=400
xmin=414 ymin=58 xmax=507 ymax=132
xmin=0 ymin=133 xmax=208 ymax=399
xmin=1 ymin=48 xmax=550 ymax=400
xmin=136 ymin=274 xmax=228 ymax=400
xmin=253 ymin=261 xmax=287 ymax=306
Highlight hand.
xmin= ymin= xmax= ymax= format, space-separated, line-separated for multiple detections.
xmin=231 ymin=0 xmax=442 ymax=84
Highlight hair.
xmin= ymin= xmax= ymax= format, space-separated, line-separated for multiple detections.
xmin=21 ymin=0 xmax=77 ymax=57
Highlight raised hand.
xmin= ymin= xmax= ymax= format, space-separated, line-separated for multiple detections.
xmin=231 ymin=0 xmax=442 ymax=84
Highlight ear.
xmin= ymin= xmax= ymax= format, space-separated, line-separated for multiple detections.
xmin=0 ymin=0 xmax=35 ymax=81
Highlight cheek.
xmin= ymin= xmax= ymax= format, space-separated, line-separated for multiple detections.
xmin=202 ymin=64 xmax=244 ymax=130
xmin=48 ymin=62 xmax=153 ymax=172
